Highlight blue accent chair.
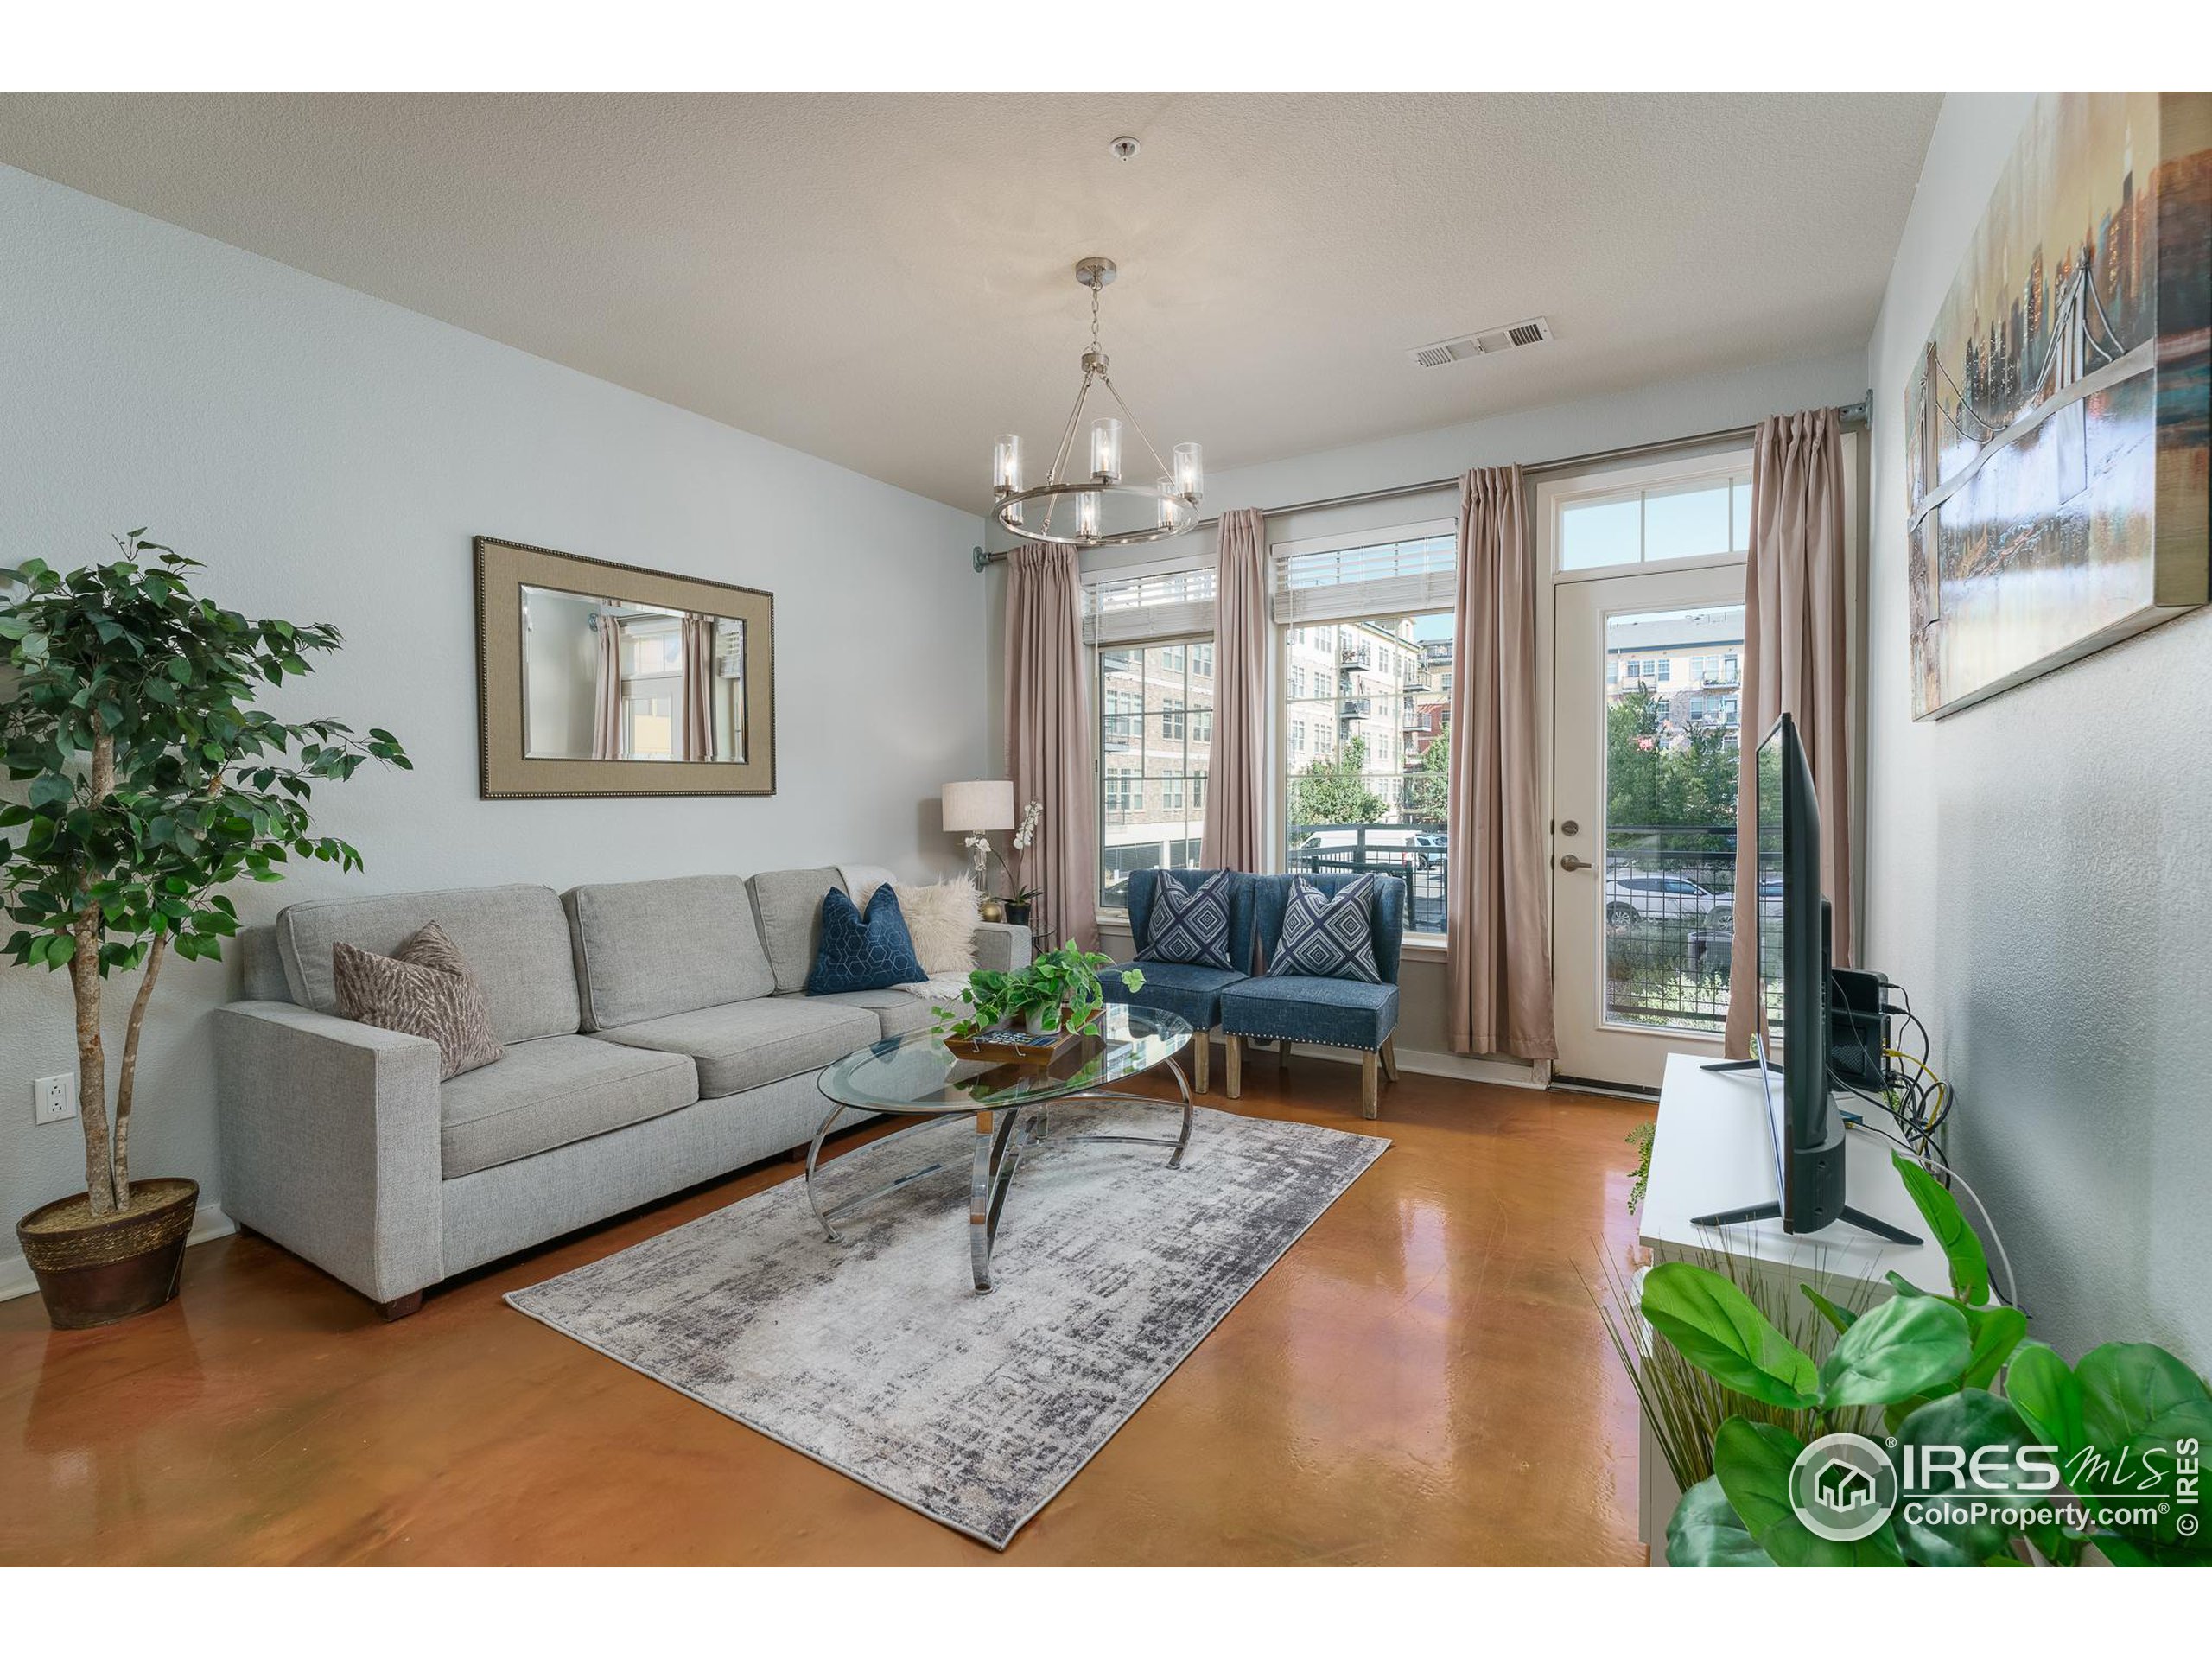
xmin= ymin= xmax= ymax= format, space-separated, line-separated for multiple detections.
xmin=1219 ymin=872 xmax=1403 ymax=1119
xmin=1099 ymin=868 xmax=1256 ymax=1095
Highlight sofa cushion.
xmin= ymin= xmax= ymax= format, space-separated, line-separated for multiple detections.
xmin=1266 ymin=874 xmax=1383 ymax=983
xmin=278 ymin=884 xmax=580 ymax=1044
xmin=804 ymin=986 xmax=938 ymax=1039
xmin=892 ymin=878 xmax=982 ymax=977
xmin=333 ymin=922 xmax=505 ymax=1080
xmin=1138 ymin=869 xmax=1237 ymax=969
xmin=1102 ymin=960 xmax=1245 ymax=1032
xmin=564 ymin=874 xmax=774 ymax=1030
xmin=806 ymin=886 xmax=927 ymax=995
xmin=594 ymin=997 xmax=879 ymax=1097
xmin=438 ymin=1034 xmax=697 ymax=1179
xmin=1219 ymin=976 xmax=1401 ymax=1052
xmin=750 ymin=868 xmax=844 ymax=994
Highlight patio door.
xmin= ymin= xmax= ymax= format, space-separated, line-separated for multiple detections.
xmin=1551 ymin=565 xmax=1746 ymax=1088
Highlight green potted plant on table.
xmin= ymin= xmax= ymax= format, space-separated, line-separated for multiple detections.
xmin=1638 ymin=1151 xmax=2212 ymax=1567
xmin=2 ymin=533 xmax=408 ymax=1329
xmin=936 ymin=943 xmax=1139 ymax=1039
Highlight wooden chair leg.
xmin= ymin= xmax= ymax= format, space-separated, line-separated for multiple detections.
xmin=1278 ymin=1038 xmax=1292 ymax=1070
xmin=375 ymin=1291 xmax=424 ymax=1322
xmin=1192 ymin=1033 xmax=1211 ymax=1095
xmin=1380 ymin=1037 xmax=1400 ymax=1082
xmin=1225 ymin=1033 xmax=1243 ymax=1099
xmin=1360 ymin=1051 xmax=1381 ymax=1120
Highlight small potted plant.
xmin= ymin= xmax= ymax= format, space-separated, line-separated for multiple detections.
xmin=964 ymin=798 xmax=1043 ymax=926
xmin=936 ymin=944 xmax=1139 ymax=1039
xmin=2 ymin=533 xmax=409 ymax=1329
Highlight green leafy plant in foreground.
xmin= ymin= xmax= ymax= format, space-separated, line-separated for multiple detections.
xmin=1591 ymin=1245 xmax=1874 ymax=1497
xmin=934 ymin=941 xmax=1140 ymax=1038
xmin=2 ymin=534 xmax=409 ymax=1217
xmin=1649 ymin=1151 xmax=2212 ymax=1567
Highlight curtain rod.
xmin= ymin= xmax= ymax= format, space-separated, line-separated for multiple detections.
xmin=970 ymin=394 xmax=1871 ymax=569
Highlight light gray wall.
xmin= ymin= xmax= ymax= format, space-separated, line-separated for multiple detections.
xmin=985 ymin=349 xmax=1872 ymax=1062
xmin=0 ymin=164 xmax=989 ymax=1269
xmin=1865 ymin=95 xmax=2211 ymax=1369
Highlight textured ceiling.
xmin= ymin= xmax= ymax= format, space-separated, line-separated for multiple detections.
xmin=0 ymin=92 xmax=1940 ymax=509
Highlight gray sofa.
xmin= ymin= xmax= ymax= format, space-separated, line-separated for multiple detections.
xmin=213 ymin=868 xmax=1029 ymax=1318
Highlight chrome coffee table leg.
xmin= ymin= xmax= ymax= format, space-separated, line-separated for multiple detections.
xmin=1044 ymin=1055 xmax=1196 ymax=1169
xmin=808 ymin=1108 xmax=954 ymax=1243
xmin=969 ymin=1105 xmax=1030 ymax=1294
xmin=804 ymin=1098 xmax=849 ymax=1242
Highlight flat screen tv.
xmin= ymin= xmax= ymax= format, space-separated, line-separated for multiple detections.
xmin=1695 ymin=714 xmax=1916 ymax=1245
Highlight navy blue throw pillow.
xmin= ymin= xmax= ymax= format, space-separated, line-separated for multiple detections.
xmin=806 ymin=886 xmax=927 ymax=995
xmin=1139 ymin=870 xmax=1236 ymax=969
xmin=1267 ymin=874 xmax=1382 ymax=983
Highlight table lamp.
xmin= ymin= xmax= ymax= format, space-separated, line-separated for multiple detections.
xmin=941 ymin=780 xmax=1015 ymax=896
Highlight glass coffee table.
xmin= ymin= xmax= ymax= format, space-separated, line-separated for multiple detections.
xmin=810 ymin=1006 xmax=1194 ymax=1293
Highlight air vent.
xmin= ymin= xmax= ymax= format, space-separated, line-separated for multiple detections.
xmin=1407 ymin=315 xmax=1554 ymax=370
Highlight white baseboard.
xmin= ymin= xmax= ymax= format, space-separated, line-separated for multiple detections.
xmin=1231 ymin=1037 xmax=1541 ymax=1090
xmin=0 ymin=1203 xmax=233 ymax=1305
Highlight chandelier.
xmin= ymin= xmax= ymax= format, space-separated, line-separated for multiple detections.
xmin=990 ymin=256 xmax=1203 ymax=548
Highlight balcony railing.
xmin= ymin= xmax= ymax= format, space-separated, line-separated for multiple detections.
xmin=1286 ymin=800 xmax=1449 ymax=934
xmin=1602 ymin=821 xmax=1738 ymax=1030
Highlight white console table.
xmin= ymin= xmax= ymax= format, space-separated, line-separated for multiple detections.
xmin=1634 ymin=1051 xmax=1956 ymax=1561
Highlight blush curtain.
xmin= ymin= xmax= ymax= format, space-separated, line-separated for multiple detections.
xmin=1005 ymin=542 xmax=1097 ymax=951
xmin=679 ymin=613 xmax=714 ymax=762
xmin=591 ymin=607 xmax=622 ymax=760
xmin=1724 ymin=407 xmax=1853 ymax=1058
xmin=1201 ymin=507 xmax=1268 ymax=872
xmin=1446 ymin=465 xmax=1556 ymax=1062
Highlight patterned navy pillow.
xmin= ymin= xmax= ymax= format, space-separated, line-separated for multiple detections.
xmin=1138 ymin=870 xmax=1236 ymax=969
xmin=1267 ymin=874 xmax=1382 ymax=983
xmin=806 ymin=885 xmax=927 ymax=995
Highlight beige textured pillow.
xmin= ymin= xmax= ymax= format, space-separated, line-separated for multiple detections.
xmin=333 ymin=921 xmax=505 ymax=1080
xmin=893 ymin=878 xmax=982 ymax=978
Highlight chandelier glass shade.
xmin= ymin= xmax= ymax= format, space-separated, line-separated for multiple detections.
xmin=990 ymin=257 xmax=1203 ymax=549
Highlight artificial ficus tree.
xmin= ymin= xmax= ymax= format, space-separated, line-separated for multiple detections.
xmin=1 ymin=533 xmax=409 ymax=1217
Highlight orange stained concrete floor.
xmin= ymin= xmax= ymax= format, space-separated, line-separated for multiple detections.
xmin=0 ymin=1058 xmax=1656 ymax=1566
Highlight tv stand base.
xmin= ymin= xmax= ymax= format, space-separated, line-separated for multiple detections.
xmin=1686 ymin=1197 xmax=1921 ymax=1247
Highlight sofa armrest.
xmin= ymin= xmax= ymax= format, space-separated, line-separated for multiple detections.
xmin=213 ymin=1001 xmax=445 ymax=1304
xmin=973 ymin=921 xmax=1033 ymax=974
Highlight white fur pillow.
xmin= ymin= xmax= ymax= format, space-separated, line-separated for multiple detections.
xmin=893 ymin=878 xmax=982 ymax=978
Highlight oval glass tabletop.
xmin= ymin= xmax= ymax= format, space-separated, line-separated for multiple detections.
xmin=817 ymin=1004 xmax=1192 ymax=1114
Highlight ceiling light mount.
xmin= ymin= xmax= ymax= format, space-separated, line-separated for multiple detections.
xmin=989 ymin=257 xmax=1203 ymax=549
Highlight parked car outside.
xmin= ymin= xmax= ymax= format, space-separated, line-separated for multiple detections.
xmin=1604 ymin=869 xmax=1732 ymax=930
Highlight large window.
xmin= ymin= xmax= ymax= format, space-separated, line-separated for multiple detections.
xmin=1089 ymin=569 xmax=1217 ymax=912
xmin=1095 ymin=640 xmax=1212 ymax=909
xmin=1274 ymin=524 xmax=1459 ymax=936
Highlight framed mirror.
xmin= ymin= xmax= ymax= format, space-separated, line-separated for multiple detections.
xmin=474 ymin=537 xmax=775 ymax=798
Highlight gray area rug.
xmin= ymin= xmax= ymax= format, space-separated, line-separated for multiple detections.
xmin=507 ymin=1102 xmax=1388 ymax=1548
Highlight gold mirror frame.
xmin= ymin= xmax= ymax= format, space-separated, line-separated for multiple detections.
xmin=474 ymin=536 xmax=776 ymax=798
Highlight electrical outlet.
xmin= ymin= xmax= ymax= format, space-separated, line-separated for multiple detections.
xmin=34 ymin=1073 xmax=76 ymax=1126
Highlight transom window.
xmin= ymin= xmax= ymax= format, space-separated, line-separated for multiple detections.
xmin=1557 ymin=470 xmax=1752 ymax=573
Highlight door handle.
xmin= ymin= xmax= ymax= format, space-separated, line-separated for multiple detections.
xmin=1559 ymin=854 xmax=1592 ymax=872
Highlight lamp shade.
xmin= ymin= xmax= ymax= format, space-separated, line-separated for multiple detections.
xmin=941 ymin=779 xmax=1015 ymax=834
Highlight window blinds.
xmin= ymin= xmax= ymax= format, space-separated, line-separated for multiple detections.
xmin=1270 ymin=531 xmax=1457 ymax=625
xmin=1082 ymin=565 xmax=1217 ymax=645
